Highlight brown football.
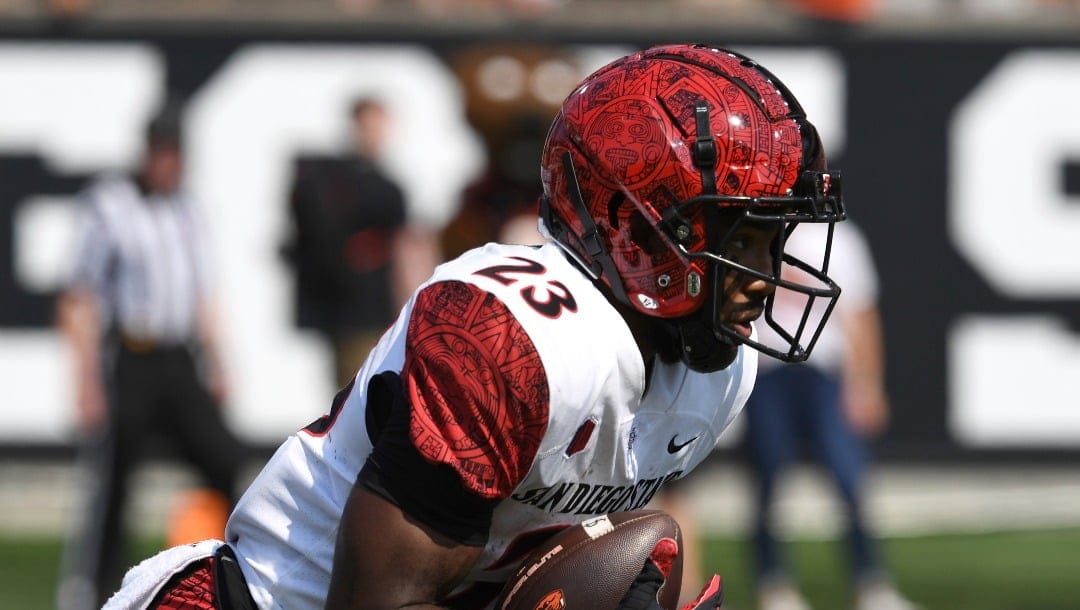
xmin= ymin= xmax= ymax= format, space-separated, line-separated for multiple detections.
xmin=495 ymin=509 xmax=684 ymax=610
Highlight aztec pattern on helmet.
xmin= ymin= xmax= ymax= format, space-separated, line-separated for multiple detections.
xmin=542 ymin=44 xmax=805 ymax=318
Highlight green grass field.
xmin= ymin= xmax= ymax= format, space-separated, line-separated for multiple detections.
xmin=3 ymin=528 xmax=1078 ymax=609
xmin=699 ymin=528 xmax=1080 ymax=610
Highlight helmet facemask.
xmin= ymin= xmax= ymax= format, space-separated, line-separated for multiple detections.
xmin=632 ymin=170 xmax=846 ymax=371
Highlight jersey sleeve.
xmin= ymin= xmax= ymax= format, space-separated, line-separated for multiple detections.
xmin=403 ymin=280 xmax=550 ymax=499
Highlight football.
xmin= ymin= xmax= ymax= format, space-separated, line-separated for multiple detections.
xmin=495 ymin=509 xmax=683 ymax=610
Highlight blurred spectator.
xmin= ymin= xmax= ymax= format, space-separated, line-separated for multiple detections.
xmin=443 ymin=45 xmax=577 ymax=258
xmin=440 ymin=109 xmax=548 ymax=257
xmin=442 ymin=143 xmax=546 ymax=258
xmin=744 ymin=220 xmax=918 ymax=610
xmin=55 ymin=106 xmax=249 ymax=609
xmin=282 ymin=97 xmax=408 ymax=387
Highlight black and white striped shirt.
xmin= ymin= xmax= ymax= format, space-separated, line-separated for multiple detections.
xmin=69 ymin=175 xmax=207 ymax=345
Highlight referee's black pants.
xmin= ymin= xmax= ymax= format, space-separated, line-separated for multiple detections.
xmin=66 ymin=341 xmax=250 ymax=609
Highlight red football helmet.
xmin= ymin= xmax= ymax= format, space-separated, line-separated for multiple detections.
xmin=540 ymin=44 xmax=845 ymax=369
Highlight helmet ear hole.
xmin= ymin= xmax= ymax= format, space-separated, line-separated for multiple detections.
xmin=628 ymin=209 xmax=668 ymax=256
xmin=606 ymin=192 xmax=625 ymax=228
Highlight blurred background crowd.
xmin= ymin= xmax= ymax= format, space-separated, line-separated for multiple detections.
xmin=1 ymin=1 xmax=1079 ymax=609
xmin=4 ymin=0 xmax=1080 ymax=25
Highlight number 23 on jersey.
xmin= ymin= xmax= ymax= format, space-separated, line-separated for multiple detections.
xmin=474 ymin=256 xmax=578 ymax=319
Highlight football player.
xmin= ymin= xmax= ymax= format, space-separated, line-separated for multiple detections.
xmin=105 ymin=43 xmax=845 ymax=610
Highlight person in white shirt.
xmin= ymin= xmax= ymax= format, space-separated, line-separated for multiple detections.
xmin=746 ymin=220 xmax=919 ymax=610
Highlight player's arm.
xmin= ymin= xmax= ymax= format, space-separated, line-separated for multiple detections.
xmin=327 ymin=280 xmax=550 ymax=608
xmin=841 ymin=304 xmax=889 ymax=436
xmin=326 ymin=482 xmax=483 ymax=609
xmin=325 ymin=367 xmax=496 ymax=609
xmin=195 ymin=296 xmax=229 ymax=403
xmin=57 ymin=287 xmax=107 ymax=431
xmin=57 ymin=197 xmax=112 ymax=432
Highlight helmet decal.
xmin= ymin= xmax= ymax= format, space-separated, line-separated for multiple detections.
xmin=584 ymin=98 xmax=668 ymax=189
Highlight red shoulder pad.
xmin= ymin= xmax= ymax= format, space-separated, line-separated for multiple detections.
xmin=404 ymin=281 xmax=550 ymax=499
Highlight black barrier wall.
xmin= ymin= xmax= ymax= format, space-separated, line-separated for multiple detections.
xmin=1 ymin=29 xmax=1078 ymax=461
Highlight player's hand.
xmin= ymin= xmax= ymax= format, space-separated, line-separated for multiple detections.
xmin=617 ymin=539 xmax=723 ymax=610
xmin=206 ymin=359 xmax=229 ymax=405
xmin=842 ymin=376 xmax=889 ymax=437
xmin=679 ymin=575 xmax=723 ymax=610
xmin=75 ymin=371 xmax=107 ymax=432
xmin=617 ymin=551 xmax=667 ymax=610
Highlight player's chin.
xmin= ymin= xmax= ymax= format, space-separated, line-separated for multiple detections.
xmin=729 ymin=320 xmax=754 ymax=339
xmin=723 ymin=305 xmax=763 ymax=339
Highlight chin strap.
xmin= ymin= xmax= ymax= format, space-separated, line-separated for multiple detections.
xmin=673 ymin=317 xmax=738 ymax=373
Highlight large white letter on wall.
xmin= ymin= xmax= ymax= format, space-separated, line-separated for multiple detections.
xmin=949 ymin=51 xmax=1080 ymax=447
xmin=0 ymin=44 xmax=163 ymax=442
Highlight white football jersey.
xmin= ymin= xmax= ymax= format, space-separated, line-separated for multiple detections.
xmin=225 ymin=242 xmax=757 ymax=609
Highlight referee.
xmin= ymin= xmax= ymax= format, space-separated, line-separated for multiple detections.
xmin=55 ymin=109 xmax=248 ymax=609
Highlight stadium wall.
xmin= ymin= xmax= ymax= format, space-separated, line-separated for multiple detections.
xmin=1 ymin=24 xmax=1078 ymax=462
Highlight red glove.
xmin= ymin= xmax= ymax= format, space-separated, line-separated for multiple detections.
xmin=680 ymin=575 xmax=724 ymax=610
xmin=617 ymin=538 xmax=723 ymax=610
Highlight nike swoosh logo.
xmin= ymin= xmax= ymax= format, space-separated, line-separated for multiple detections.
xmin=667 ymin=434 xmax=698 ymax=454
